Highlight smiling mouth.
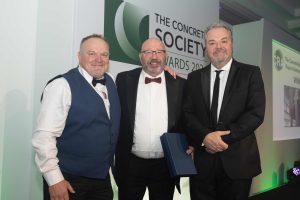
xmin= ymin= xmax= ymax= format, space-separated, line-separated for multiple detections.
xmin=149 ymin=60 xmax=161 ymax=65
xmin=93 ymin=63 xmax=105 ymax=67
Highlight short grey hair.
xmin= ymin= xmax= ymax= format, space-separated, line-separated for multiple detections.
xmin=80 ymin=34 xmax=109 ymax=49
xmin=204 ymin=22 xmax=233 ymax=44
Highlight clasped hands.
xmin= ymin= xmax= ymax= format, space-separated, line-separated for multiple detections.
xmin=203 ymin=130 xmax=230 ymax=154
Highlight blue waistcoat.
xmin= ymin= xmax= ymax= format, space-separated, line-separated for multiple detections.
xmin=56 ymin=67 xmax=120 ymax=179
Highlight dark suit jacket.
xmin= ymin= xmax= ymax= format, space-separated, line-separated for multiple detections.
xmin=183 ymin=59 xmax=265 ymax=179
xmin=114 ymin=68 xmax=186 ymax=186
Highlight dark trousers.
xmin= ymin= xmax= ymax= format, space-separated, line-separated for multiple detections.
xmin=190 ymin=154 xmax=252 ymax=200
xmin=43 ymin=172 xmax=113 ymax=200
xmin=118 ymin=153 xmax=175 ymax=200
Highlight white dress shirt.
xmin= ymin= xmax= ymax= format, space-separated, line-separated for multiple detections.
xmin=32 ymin=66 xmax=109 ymax=186
xmin=210 ymin=58 xmax=232 ymax=122
xmin=131 ymin=70 xmax=168 ymax=159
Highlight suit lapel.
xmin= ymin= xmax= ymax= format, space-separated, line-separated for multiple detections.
xmin=220 ymin=60 xmax=239 ymax=114
xmin=202 ymin=66 xmax=211 ymax=111
xmin=126 ymin=69 xmax=141 ymax=130
xmin=165 ymin=72 xmax=177 ymax=131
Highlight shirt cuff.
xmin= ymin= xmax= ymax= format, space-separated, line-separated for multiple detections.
xmin=43 ymin=169 xmax=64 ymax=186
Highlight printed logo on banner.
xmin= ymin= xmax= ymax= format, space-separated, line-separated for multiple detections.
xmin=104 ymin=0 xmax=210 ymax=77
xmin=273 ymin=49 xmax=284 ymax=71
xmin=104 ymin=0 xmax=149 ymax=65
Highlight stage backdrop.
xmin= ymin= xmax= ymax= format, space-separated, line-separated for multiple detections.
xmin=72 ymin=0 xmax=218 ymax=199
xmin=73 ymin=0 xmax=218 ymax=78
xmin=272 ymin=39 xmax=300 ymax=140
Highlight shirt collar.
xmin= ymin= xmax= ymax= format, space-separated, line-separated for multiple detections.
xmin=211 ymin=58 xmax=232 ymax=73
xmin=141 ymin=70 xmax=165 ymax=84
xmin=141 ymin=70 xmax=164 ymax=78
xmin=78 ymin=65 xmax=105 ymax=85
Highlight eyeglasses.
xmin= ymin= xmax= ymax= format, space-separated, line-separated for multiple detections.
xmin=86 ymin=51 xmax=109 ymax=58
xmin=141 ymin=50 xmax=166 ymax=56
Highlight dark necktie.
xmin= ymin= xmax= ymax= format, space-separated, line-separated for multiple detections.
xmin=210 ymin=70 xmax=223 ymax=129
xmin=92 ymin=77 xmax=106 ymax=86
xmin=145 ymin=77 xmax=161 ymax=84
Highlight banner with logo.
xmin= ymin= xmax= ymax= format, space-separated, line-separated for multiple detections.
xmin=73 ymin=0 xmax=218 ymax=78
xmin=104 ymin=0 xmax=217 ymax=77
xmin=273 ymin=39 xmax=300 ymax=140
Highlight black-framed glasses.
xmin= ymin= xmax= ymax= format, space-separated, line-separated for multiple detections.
xmin=141 ymin=50 xmax=166 ymax=56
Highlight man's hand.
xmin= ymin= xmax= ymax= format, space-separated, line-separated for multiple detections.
xmin=164 ymin=66 xmax=177 ymax=79
xmin=203 ymin=130 xmax=230 ymax=154
xmin=49 ymin=180 xmax=75 ymax=200
xmin=186 ymin=146 xmax=195 ymax=160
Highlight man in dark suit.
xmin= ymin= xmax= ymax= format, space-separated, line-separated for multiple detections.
xmin=183 ymin=23 xmax=266 ymax=200
xmin=32 ymin=34 xmax=120 ymax=200
xmin=114 ymin=38 xmax=186 ymax=200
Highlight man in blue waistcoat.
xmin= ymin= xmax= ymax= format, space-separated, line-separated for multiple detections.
xmin=32 ymin=34 xmax=120 ymax=200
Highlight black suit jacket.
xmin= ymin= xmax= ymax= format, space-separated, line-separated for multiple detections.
xmin=114 ymin=68 xmax=186 ymax=186
xmin=183 ymin=59 xmax=265 ymax=179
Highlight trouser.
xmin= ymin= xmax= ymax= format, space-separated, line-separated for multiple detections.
xmin=43 ymin=172 xmax=113 ymax=200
